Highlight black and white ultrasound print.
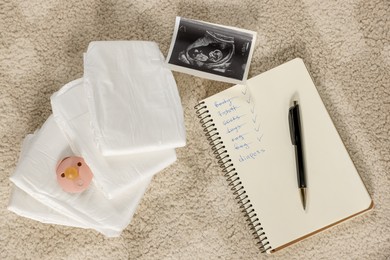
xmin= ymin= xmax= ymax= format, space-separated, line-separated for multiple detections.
xmin=167 ymin=17 xmax=256 ymax=84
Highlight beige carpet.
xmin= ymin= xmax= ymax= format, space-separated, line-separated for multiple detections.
xmin=1 ymin=0 xmax=389 ymax=259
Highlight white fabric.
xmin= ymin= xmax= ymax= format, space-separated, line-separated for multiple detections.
xmin=84 ymin=41 xmax=186 ymax=156
xmin=8 ymin=135 xmax=84 ymax=230
xmin=51 ymin=79 xmax=177 ymax=199
xmin=8 ymin=134 xmax=120 ymax=236
xmin=9 ymin=116 xmax=152 ymax=236
xmin=8 ymin=185 xmax=89 ymax=230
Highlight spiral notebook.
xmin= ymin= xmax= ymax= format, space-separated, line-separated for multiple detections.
xmin=195 ymin=58 xmax=373 ymax=253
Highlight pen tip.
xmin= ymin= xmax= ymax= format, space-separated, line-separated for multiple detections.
xmin=300 ymin=188 xmax=307 ymax=210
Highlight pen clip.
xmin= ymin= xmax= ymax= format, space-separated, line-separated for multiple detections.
xmin=288 ymin=106 xmax=297 ymax=145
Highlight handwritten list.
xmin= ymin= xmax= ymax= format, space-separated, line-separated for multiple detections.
xmin=212 ymin=86 xmax=265 ymax=165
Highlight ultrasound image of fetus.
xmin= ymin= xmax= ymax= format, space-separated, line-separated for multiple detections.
xmin=178 ymin=31 xmax=235 ymax=73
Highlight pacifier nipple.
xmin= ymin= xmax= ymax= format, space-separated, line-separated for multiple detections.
xmin=64 ymin=167 xmax=79 ymax=180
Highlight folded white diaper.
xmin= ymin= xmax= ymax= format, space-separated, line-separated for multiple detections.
xmin=8 ymin=185 xmax=90 ymax=231
xmin=83 ymin=41 xmax=186 ymax=156
xmin=9 ymin=116 xmax=151 ymax=236
xmin=51 ymin=79 xmax=177 ymax=199
xmin=8 ymin=135 xmax=86 ymax=232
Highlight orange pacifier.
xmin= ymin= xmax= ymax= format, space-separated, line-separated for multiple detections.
xmin=56 ymin=156 xmax=93 ymax=193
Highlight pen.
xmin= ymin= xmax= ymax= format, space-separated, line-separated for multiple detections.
xmin=288 ymin=100 xmax=307 ymax=210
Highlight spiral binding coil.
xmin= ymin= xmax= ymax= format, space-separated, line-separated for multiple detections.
xmin=195 ymin=101 xmax=272 ymax=253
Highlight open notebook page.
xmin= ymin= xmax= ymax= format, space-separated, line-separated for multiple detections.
xmin=201 ymin=58 xmax=372 ymax=252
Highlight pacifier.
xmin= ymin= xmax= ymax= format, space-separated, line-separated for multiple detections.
xmin=56 ymin=156 xmax=93 ymax=193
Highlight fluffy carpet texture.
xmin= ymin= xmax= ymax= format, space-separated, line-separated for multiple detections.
xmin=1 ymin=0 xmax=389 ymax=259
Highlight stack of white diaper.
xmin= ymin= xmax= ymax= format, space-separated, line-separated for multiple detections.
xmin=8 ymin=41 xmax=186 ymax=236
